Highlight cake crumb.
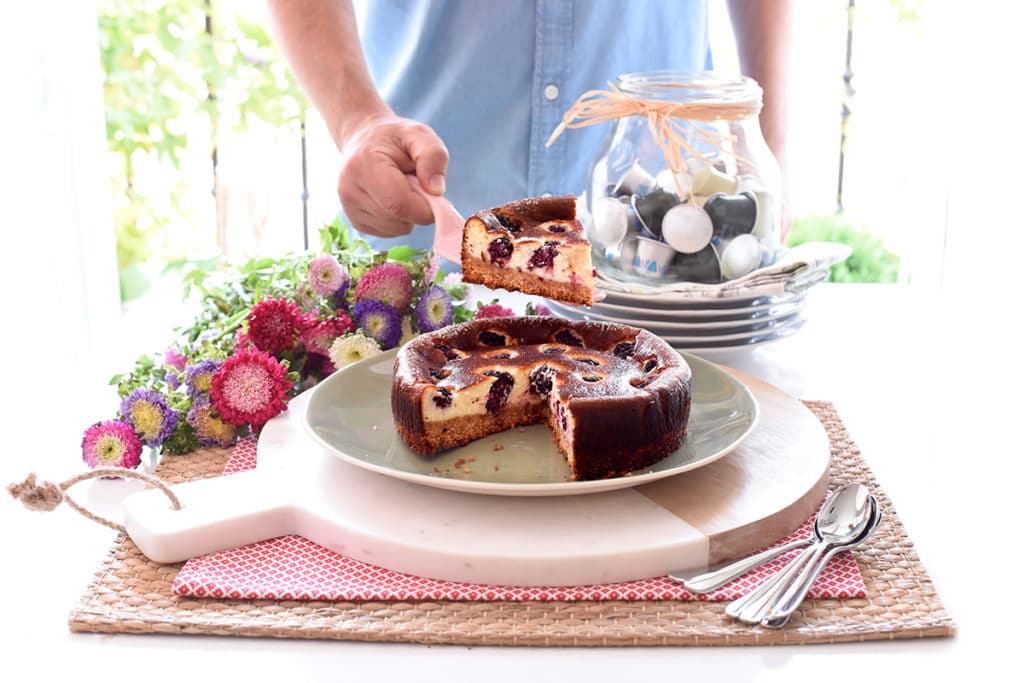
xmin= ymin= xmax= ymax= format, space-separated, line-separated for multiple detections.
xmin=432 ymin=466 xmax=440 ymax=473
xmin=453 ymin=457 xmax=466 ymax=468
xmin=492 ymin=444 xmax=504 ymax=451
xmin=517 ymin=427 xmax=526 ymax=432
xmin=468 ymin=455 xmax=476 ymax=462
xmin=494 ymin=464 xmax=500 ymax=472
xmin=463 ymin=466 xmax=472 ymax=474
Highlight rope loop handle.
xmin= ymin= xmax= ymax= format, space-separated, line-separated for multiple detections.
xmin=7 ymin=469 xmax=181 ymax=533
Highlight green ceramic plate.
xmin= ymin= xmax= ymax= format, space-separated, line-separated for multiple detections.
xmin=302 ymin=349 xmax=758 ymax=496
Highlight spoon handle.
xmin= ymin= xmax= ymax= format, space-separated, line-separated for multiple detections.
xmin=669 ymin=537 xmax=811 ymax=594
xmin=760 ymin=546 xmax=844 ymax=629
xmin=725 ymin=543 xmax=824 ymax=623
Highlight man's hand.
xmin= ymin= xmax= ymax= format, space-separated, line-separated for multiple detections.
xmin=336 ymin=114 xmax=450 ymax=237
xmin=266 ymin=1 xmax=450 ymax=236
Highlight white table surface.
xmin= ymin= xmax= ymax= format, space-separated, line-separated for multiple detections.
xmin=1 ymin=282 xmax=1017 ymax=681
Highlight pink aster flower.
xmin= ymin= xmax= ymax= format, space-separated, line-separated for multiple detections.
xmin=308 ymin=254 xmax=346 ymax=297
xmin=475 ymin=303 xmax=516 ymax=319
xmin=81 ymin=420 xmax=143 ymax=470
xmin=422 ymin=254 xmax=440 ymax=285
xmin=353 ymin=262 xmax=413 ymax=310
xmin=247 ymin=298 xmax=300 ymax=356
xmin=300 ymin=313 xmax=354 ymax=356
xmin=532 ymin=303 xmax=552 ymax=316
xmin=210 ymin=349 xmax=292 ymax=430
xmin=163 ymin=347 xmax=187 ymax=371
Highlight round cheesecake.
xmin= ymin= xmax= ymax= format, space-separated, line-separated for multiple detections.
xmin=392 ymin=317 xmax=691 ymax=480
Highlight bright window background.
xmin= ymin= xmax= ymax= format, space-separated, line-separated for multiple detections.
xmin=3 ymin=0 xmax=1018 ymax=364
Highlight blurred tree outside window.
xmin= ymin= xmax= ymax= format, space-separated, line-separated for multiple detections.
xmin=98 ymin=0 xmax=307 ymax=304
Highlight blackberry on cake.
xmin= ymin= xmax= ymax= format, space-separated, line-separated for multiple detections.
xmin=392 ymin=317 xmax=692 ymax=481
xmin=461 ymin=196 xmax=596 ymax=306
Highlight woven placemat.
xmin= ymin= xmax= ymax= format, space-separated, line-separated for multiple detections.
xmin=69 ymin=401 xmax=955 ymax=645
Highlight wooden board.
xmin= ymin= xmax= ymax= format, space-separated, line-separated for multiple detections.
xmin=122 ymin=367 xmax=829 ymax=586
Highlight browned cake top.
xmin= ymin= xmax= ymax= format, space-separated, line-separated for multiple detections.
xmin=396 ymin=317 xmax=689 ymax=400
xmin=475 ymin=195 xmax=589 ymax=246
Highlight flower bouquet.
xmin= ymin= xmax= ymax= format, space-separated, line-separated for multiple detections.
xmin=82 ymin=220 xmax=547 ymax=471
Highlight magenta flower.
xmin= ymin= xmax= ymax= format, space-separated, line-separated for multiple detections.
xmin=475 ymin=303 xmax=516 ymax=319
xmin=210 ymin=349 xmax=292 ymax=429
xmin=300 ymin=314 xmax=354 ymax=356
xmin=81 ymin=420 xmax=143 ymax=470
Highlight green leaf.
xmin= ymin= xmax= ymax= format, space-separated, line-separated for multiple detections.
xmin=386 ymin=245 xmax=418 ymax=263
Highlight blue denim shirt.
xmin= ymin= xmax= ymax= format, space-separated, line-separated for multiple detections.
xmin=351 ymin=0 xmax=713 ymax=255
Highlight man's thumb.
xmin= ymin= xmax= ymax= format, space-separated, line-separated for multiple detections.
xmin=406 ymin=128 xmax=449 ymax=196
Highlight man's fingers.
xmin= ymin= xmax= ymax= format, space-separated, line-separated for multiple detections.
xmin=360 ymin=158 xmax=434 ymax=225
xmin=403 ymin=123 xmax=449 ymax=195
xmin=340 ymin=184 xmax=415 ymax=237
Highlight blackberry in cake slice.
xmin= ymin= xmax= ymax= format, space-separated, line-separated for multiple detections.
xmin=461 ymin=196 xmax=596 ymax=306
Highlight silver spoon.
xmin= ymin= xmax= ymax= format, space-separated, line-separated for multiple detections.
xmin=669 ymin=536 xmax=812 ymax=594
xmin=725 ymin=483 xmax=876 ymax=624
xmin=761 ymin=495 xmax=882 ymax=628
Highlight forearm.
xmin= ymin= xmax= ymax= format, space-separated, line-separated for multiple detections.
xmin=266 ymin=0 xmax=390 ymax=148
xmin=727 ymin=0 xmax=792 ymax=166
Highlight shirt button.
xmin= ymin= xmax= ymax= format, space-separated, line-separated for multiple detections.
xmin=544 ymin=83 xmax=560 ymax=101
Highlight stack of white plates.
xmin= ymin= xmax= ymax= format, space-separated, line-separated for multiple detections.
xmin=546 ymin=289 xmax=806 ymax=354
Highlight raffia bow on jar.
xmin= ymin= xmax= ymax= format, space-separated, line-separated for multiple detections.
xmin=546 ymin=72 xmax=782 ymax=284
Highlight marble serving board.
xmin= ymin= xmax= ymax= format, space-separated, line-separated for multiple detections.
xmin=122 ymin=368 xmax=829 ymax=587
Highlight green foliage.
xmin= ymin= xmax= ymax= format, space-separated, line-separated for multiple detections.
xmin=785 ymin=213 xmax=901 ymax=283
xmin=98 ymin=0 xmax=307 ymax=301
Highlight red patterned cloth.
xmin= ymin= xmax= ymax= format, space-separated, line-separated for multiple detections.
xmin=172 ymin=438 xmax=866 ymax=602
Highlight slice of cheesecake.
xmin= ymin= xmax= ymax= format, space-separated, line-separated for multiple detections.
xmin=461 ymin=196 xmax=596 ymax=306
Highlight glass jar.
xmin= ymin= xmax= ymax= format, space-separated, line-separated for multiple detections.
xmin=583 ymin=71 xmax=782 ymax=285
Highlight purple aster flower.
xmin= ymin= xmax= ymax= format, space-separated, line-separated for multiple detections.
xmin=119 ymin=388 xmax=178 ymax=447
xmin=414 ymin=285 xmax=453 ymax=332
xmin=187 ymin=397 xmax=239 ymax=448
xmin=352 ymin=299 xmax=403 ymax=350
xmin=308 ymin=254 xmax=346 ymax=297
xmin=185 ymin=359 xmax=221 ymax=400
xmin=333 ymin=276 xmax=351 ymax=311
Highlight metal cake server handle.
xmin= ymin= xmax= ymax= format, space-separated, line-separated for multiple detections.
xmin=668 ymin=537 xmax=812 ymax=594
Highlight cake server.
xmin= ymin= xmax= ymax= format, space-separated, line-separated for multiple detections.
xmin=408 ymin=174 xmax=464 ymax=263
